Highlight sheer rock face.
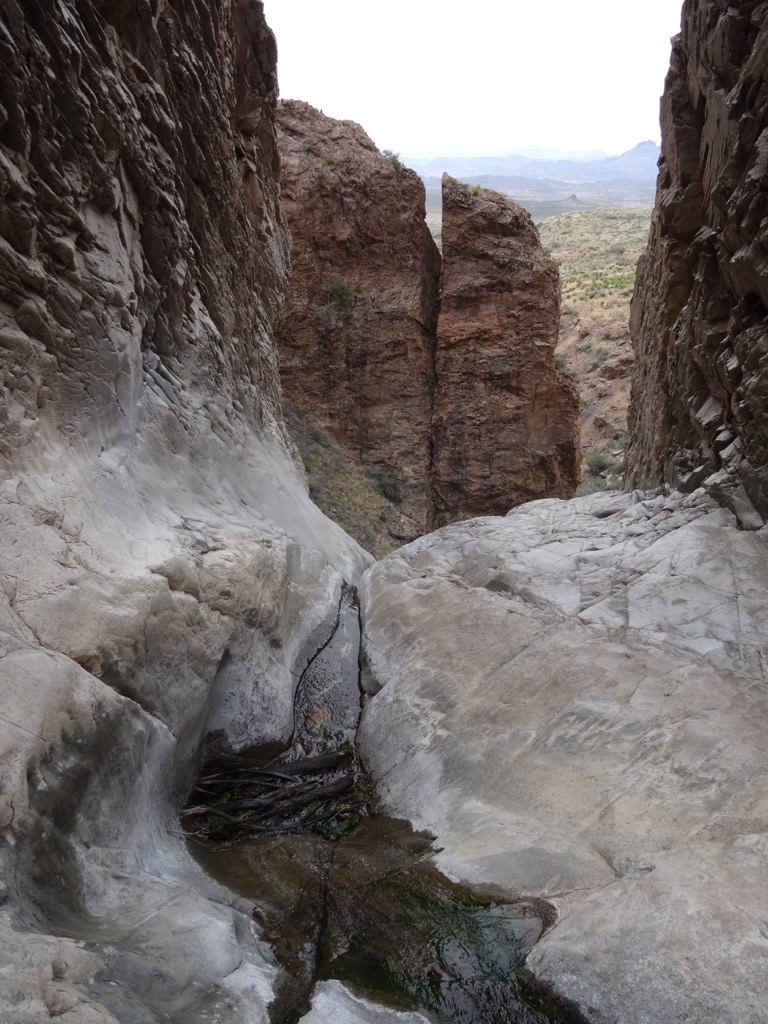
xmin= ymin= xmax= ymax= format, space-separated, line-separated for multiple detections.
xmin=626 ymin=2 xmax=768 ymax=527
xmin=275 ymin=100 xmax=441 ymax=530
xmin=0 ymin=3 xmax=366 ymax=1021
xmin=430 ymin=176 xmax=581 ymax=527
xmin=276 ymin=120 xmax=581 ymax=533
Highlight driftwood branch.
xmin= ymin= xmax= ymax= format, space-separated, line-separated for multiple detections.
xmin=183 ymin=750 xmax=361 ymax=843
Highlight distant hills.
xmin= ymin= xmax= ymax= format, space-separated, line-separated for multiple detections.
xmin=414 ymin=142 xmax=661 ymax=225
xmin=405 ymin=141 xmax=661 ymax=184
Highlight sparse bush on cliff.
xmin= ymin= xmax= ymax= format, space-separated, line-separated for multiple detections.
xmin=383 ymin=149 xmax=403 ymax=175
xmin=323 ymin=155 xmax=335 ymax=166
xmin=594 ymin=346 xmax=610 ymax=365
xmin=472 ymin=184 xmax=482 ymax=197
xmin=585 ymin=449 xmax=612 ymax=475
xmin=374 ymin=472 xmax=402 ymax=505
xmin=326 ymin=281 xmax=353 ymax=308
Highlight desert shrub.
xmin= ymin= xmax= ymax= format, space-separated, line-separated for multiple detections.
xmin=375 ymin=473 xmax=402 ymax=505
xmin=472 ymin=184 xmax=482 ymax=197
xmin=326 ymin=281 xmax=353 ymax=308
xmin=575 ymin=477 xmax=608 ymax=496
xmin=382 ymin=149 xmax=403 ymax=174
xmin=323 ymin=155 xmax=335 ymax=166
xmin=585 ymin=449 xmax=613 ymax=476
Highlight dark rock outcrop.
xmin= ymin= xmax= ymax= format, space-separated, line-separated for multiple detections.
xmin=626 ymin=1 xmax=768 ymax=528
xmin=275 ymin=100 xmax=441 ymax=531
xmin=430 ymin=176 xmax=581 ymax=526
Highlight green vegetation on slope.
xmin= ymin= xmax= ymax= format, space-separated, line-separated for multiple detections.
xmin=539 ymin=208 xmax=650 ymax=324
xmin=283 ymin=402 xmax=403 ymax=559
xmin=539 ymin=207 xmax=652 ymax=489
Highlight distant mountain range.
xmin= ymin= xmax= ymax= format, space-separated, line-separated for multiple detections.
xmin=405 ymin=141 xmax=661 ymax=185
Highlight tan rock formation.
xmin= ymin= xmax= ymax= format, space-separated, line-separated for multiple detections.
xmin=626 ymin=2 xmax=768 ymax=527
xmin=275 ymin=100 xmax=441 ymax=530
xmin=430 ymin=176 xmax=581 ymax=527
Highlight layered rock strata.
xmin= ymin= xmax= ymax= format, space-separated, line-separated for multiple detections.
xmin=430 ymin=176 xmax=581 ymax=526
xmin=0 ymin=2 xmax=366 ymax=1021
xmin=358 ymin=488 xmax=768 ymax=1024
xmin=275 ymin=100 xmax=441 ymax=531
xmin=626 ymin=2 xmax=768 ymax=526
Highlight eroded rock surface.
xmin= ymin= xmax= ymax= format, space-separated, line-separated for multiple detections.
xmin=0 ymin=2 xmax=367 ymax=1021
xmin=430 ymin=176 xmax=581 ymax=527
xmin=275 ymin=100 xmax=441 ymax=531
xmin=358 ymin=489 xmax=768 ymax=1024
xmin=300 ymin=981 xmax=431 ymax=1024
xmin=626 ymin=2 xmax=768 ymax=527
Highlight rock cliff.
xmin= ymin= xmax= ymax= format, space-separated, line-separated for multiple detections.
xmin=626 ymin=1 xmax=768 ymax=526
xmin=275 ymin=100 xmax=441 ymax=532
xmin=431 ymin=176 xmax=581 ymax=526
xmin=0 ymin=2 xmax=366 ymax=1020
xmin=276 ymin=121 xmax=582 ymax=534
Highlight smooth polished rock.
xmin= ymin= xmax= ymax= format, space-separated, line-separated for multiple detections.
xmin=298 ymin=980 xmax=431 ymax=1024
xmin=358 ymin=488 xmax=768 ymax=1024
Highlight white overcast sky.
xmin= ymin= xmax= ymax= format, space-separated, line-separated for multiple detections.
xmin=263 ymin=0 xmax=683 ymax=157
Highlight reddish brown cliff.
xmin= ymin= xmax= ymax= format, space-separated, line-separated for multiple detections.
xmin=275 ymin=100 xmax=441 ymax=531
xmin=626 ymin=2 xmax=768 ymax=527
xmin=430 ymin=176 xmax=581 ymax=526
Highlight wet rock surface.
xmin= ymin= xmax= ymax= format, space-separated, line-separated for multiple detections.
xmin=188 ymin=586 xmax=579 ymax=1024
xmin=431 ymin=176 xmax=581 ymax=528
xmin=359 ymin=487 xmax=768 ymax=1024
xmin=193 ymin=816 xmax=576 ymax=1024
xmin=627 ymin=1 xmax=768 ymax=526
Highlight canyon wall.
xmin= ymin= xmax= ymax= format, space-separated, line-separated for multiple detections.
xmin=626 ymin=1 xmax=768 ymax=527
xmin=277 ymin=130 xmax=581 ymax=532
xmin=275 ymin=100 xmax=441 ymax=532
xmin=430 ymin=176 xmax=581 ymax=526
xmin=0 ymin=2 xmax=366 ymax=1020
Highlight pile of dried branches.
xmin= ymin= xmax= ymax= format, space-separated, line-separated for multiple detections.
xmin=183 ymin=751 xmax=370 ymax=844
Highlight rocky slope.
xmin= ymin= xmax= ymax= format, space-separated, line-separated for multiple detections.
xmin=430 ymin=176 xmax=581 ymax=526
xmin=358 ymin=488 xmax=768 ymax=1024
xmin=275 ymin=100 xmax=441 ymax=533
xmin=0 ymin=3 xmax=367 ymax=1021
xmin=626 ymin=2 xmax=768 ymax=527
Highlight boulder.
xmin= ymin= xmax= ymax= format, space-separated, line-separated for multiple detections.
xmin=358 ymin=488 xmax=768 ymax=1024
